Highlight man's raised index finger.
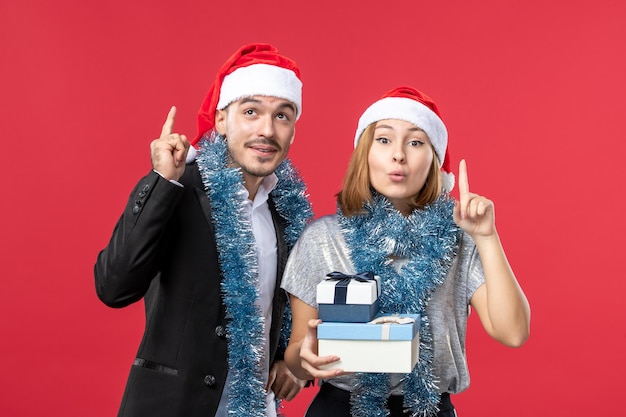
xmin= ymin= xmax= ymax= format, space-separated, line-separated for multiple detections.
xmin=161 ymin=106 xmax=177 ymax=137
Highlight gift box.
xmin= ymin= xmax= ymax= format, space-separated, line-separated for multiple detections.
xmin=317 ymin=271 xmax=381 ymax=322
xmin=317 ymin=314 xmax=420 ymax=373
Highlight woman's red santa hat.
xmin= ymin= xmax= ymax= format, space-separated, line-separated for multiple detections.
xmin=193 ymin=43 xmax=303 ymax=146
xmin=354 ymin=86 xmax=455 ymax=191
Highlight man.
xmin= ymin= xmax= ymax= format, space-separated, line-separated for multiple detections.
xmin=94 ymin=43 xmax=313 ymax=417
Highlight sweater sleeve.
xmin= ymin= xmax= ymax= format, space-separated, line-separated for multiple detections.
xmin=281 ymin=215 xmax=356 ymax=307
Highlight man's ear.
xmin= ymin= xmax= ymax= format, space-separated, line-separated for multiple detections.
xmin=289 ymin=127 xmax=296 ymax=145
xmin=215 ymin=109 xmax=227 ymax=135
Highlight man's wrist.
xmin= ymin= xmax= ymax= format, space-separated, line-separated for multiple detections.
xmin=153 ymin=169 xmax=183 ymax=187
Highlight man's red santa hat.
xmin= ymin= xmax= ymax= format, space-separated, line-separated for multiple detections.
xmin=354 ymin=86 xmax=455 ymax=191
xmin=193 ymin=43 xmax=303 ymax=146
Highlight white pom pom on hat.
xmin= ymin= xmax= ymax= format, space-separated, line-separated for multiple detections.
xmin=354 ymin=86 xmax=454 ymax=191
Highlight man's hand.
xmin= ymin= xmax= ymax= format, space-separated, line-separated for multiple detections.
xmin=266 ymin=360 xmax=307 ymax=401
xmin=150 ymin=106 xmax=190 ymax=181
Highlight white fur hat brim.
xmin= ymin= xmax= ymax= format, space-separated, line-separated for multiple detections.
xmin=217 ymin=63 xmax=302 ymax=119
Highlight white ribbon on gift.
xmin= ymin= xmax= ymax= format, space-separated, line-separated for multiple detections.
xmin=369 ymin=316 xmax=415 ymax=340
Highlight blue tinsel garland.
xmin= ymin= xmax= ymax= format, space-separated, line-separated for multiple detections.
xmin=339 ymin=193 xmax=460 ymax=417
xmin=196 ymin=132 xmax=313 ymax=416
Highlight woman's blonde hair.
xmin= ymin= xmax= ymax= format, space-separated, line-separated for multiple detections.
xmin=336 ymin=123 xmax=442 ymax=217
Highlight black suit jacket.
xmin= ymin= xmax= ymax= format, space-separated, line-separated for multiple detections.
xmin=95 ymin=164 xmax=290 ymax=416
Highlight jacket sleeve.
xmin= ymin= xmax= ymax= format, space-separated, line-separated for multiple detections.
xmin=94 ymin=170 xmax=184 ymax=308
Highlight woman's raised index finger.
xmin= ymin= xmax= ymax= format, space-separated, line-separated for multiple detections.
xmin=459 ymin=159 xmax=470 ymax=196
xmin=161 ymin=106 xmax=177 ymax=137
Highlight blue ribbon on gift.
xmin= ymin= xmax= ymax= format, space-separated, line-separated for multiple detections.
xmin=325 ymin=271 xmax=377 ymax=304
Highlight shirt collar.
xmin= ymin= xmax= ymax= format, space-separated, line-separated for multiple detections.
xmin=247 ymin=173 xmax=278 ymax=210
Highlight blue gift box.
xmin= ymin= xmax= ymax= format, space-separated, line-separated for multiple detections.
xmin=317 ymin=313 xmax=420 ymax=340
xmin=318 ymin=300 xmax=380 ymax=323
xmin=317 ymin=314 xmax=421 ymax=373
xmin=317 ymin=271 xmax=381 ymax=322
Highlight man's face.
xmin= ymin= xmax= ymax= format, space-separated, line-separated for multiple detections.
xmin=215 ymin=96 xmax=297 ymax=179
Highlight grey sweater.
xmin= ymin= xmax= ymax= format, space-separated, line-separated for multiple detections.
xmin=281 ymin=214 xmax=485 ymax=395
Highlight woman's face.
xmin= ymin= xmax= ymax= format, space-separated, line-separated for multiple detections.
xmin=368 ymin=119 xmax=434 ymax=214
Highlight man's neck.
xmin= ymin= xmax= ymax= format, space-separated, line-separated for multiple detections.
xmin=242 ymin=172 xmax=264 ymax=201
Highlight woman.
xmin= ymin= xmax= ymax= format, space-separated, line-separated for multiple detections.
xmin=281 ymin=86 xmax=530 ymax=416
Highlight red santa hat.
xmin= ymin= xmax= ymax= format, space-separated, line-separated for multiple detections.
xmin=193 ymin=43 xmax=303 ymax=145
xmin=354 ymin=86 xmax=454 ymax=191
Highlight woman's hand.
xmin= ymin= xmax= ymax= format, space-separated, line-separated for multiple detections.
xmin=285 ymin=297 xmax=345 ymax=380
xmin=298 ymin=319 xmax=345 ymax=379
xmin=453 ymin=159 xmax=496 ymax=240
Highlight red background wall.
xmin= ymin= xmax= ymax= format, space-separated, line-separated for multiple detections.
xmin=1 ymin=1 xmax=625 ymax=416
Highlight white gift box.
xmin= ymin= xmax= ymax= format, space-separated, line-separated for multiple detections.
xmin=317 ymin=314 xmax=420 ymax=373
xmin=317 ymin=272 xmax=381 ymax=322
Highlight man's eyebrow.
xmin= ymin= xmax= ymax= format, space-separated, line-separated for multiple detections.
xmin=238 ymin=97 xmax=262 ymax=105
xmin=237 ymin=97 xmax=296 ymax=113
xmin=277 ymin=102 xmax=297 ymax=113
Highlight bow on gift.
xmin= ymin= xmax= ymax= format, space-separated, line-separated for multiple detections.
xmin=369 ymin=315 xmax=416 ymax=340
xmin=325 ymin=271 xmax=377 ymax=304
xmin=369 ymin=316 xmax=415 ymax=325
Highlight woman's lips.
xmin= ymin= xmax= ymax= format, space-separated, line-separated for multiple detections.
xmin=388 ymin=171 xmax=406 ymax=181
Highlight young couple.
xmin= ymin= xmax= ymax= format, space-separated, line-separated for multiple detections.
xmin=95 ymin=43 xmax=530 ymax=417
